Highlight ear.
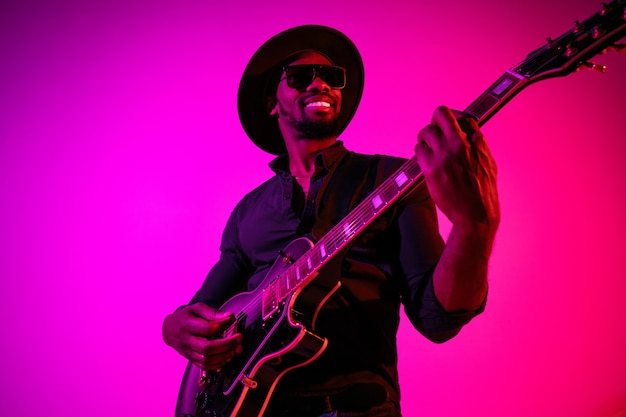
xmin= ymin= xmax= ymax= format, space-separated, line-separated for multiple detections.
xmin=266 ymin=96 xmax=278 ymax=117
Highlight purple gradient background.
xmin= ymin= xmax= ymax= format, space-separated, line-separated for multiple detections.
xmin=1 ymin=0 xmax=626 ymax=416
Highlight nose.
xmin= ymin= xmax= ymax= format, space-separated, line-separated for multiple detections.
xmin=306 ymin=72 xmax=331 ymax=92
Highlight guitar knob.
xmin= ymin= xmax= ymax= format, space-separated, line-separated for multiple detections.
xmin=612 ymin=44 xmax=626 ymax=54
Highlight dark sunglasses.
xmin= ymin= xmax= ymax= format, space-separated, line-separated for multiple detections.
xmin=281 ymin=64 xmax=347 ymax=90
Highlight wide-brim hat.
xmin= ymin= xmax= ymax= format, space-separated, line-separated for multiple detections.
xmin=237 ymin=25 xmax=364 ymax=155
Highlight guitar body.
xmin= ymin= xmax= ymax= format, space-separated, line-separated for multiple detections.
xmin=175 ymin=237 xmax=343 ymax=417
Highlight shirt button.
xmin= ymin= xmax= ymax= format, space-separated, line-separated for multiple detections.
xmin=283 ymin=195 xmax=290 ymax=200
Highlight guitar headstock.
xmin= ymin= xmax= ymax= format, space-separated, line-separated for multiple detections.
xmin=515 ymin=0 xmax=626 ymax=82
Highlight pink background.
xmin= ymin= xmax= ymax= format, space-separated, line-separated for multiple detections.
xmin=1 ymin=0 xmax=625 ymax=416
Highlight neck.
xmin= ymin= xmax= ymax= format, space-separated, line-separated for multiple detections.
xmin=285 ymin=137 xmax=336 ymax=177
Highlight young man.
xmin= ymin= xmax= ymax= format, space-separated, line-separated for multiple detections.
xmin=163 ymin=25 xmax=499 ymax=417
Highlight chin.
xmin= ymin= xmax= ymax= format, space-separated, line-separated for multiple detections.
xmin=296 ymin=119 xmax=339 ymax=139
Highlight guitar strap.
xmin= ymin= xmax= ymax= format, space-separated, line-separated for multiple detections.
xmin=308 ymin=149 xmax=402 ymax=407
xmin=313 ymin=150 xmax=385 ymax=241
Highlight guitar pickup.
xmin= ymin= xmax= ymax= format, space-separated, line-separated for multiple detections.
xmin=261 ymin=282 xmax=280 ymax=320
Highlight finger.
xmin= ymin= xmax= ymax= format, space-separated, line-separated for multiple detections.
xmin=414 ymin=139 xmax=431 ymax=161
xmin=186 ymin=334 xmax=238 ymax=359
xmin=190 ymin=302 xmax=235 ymax=322
xmin=431 ymin=106 xmax=465 ymax=144
xmin=200 ymin=334 xmax=243 ymax=355
xmin=184 ymin=315 xmax=220 ymax=338
xmin=456 ymin=116 xmax=482 ymax=146
xmin=193 ymin=335 xmax=243 ymax=370
xmin=189 ymin=350 xmax=236 ymax=371
xmin=448 ymin=108 xmax=478 ymax=132
xmin=417 ymin=123 xmax=443 ymax=154
xmin=188 ymin=304 xmax=236 ymax=337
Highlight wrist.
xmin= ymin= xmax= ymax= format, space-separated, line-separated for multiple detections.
xmin=449 ymin=221 xmax=498 ymax=258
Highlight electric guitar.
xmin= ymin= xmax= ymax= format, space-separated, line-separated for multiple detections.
xmin=176 ymin=2 xmax=626 ymax=416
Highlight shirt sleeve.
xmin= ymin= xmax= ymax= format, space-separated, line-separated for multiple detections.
xmin=188 ymin=203 xmax=253 ymax=309
xmin=395 ymin=182 xmax=486 ymax=340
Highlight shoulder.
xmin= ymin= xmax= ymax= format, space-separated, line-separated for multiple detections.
xmin=341 ymin=150 xmax=408 ymax=179
xmin=230 ymin=175 xmax=281 ymax=214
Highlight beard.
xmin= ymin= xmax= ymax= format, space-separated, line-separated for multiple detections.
xmin=278 ymin=102 xmax=339 ymax=139
xmin=294 ymin=117 xmax=339 ymax=139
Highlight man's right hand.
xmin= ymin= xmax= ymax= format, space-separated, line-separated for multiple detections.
xmin=162 ymin=303 xmax=244 ymax=371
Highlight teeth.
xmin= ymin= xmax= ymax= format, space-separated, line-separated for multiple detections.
xmin=306 ymin=101 xmax=331 ymax=108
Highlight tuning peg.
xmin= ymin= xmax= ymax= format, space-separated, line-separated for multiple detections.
xmin=600 ymin=2 xmax=612 ymax=16
xmin=573 ymin=20 xmax=585 ymax=33
xmin=580 ymin=61 xmax=608 ymax=73
xmin=600 ymin=43 xmax=626 ymax=55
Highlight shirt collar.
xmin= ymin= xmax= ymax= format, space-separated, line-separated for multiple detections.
xmin=269 ymin=141 xmax=348 ymax=178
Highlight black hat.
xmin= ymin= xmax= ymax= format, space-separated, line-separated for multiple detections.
xmin=237 ymin=25 xmax=364 ymax=155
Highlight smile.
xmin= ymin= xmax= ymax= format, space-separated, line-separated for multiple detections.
xmin=305 ymin=101 xmax=332 ymax=108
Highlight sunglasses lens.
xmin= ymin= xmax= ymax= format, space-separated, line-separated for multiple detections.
xmin=285 ymin=66 xmax=315 ymax=89
xmin=318 ymin=66 xmax=345 ymax=88
xmin=285 ymin=65 xmax=346 ymax=89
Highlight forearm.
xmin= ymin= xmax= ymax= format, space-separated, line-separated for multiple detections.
xmin=433 ymin=222 xmax=496 ymax=312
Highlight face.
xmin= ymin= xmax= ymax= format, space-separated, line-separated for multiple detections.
xmin=270 ymin=51 xmax=343 ymax=140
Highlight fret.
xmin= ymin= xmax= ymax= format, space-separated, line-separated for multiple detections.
xmin=295 ymin=263 xmax=301 ymax=281
xmin=286 ymin=269 xmax=296 ymax=290
xmin=278 ymin=274 xmax=288 ymax=296
xmin=313 ymin=249 xmax=323 ymax=266
xmin=393 ymin=170 xmax=410 ymax=189
xmin=381 ymin=182 xmax=399 ymax=203
xmin=342 ymin=220 xmax=356 ymax=238
xmin=323 ymin=239 xmax=337 ymax=257
xmin=318 ymin=243 xmax=327 ymax=260
xmin=371 ymin=193 xmax=386 ymax=212
xmin=465 ymin=70 xmax=527 ymax=123
xmin=298 ymin=262 xmax=308 ymax=282
xmin=262 ymin=281 xmax=279 ymax=318
xmin=357 ymin=202 xmax=375 ymax=225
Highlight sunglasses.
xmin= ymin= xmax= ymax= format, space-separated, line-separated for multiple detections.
xmin=281 ymin=64 xmax=347 ymax=90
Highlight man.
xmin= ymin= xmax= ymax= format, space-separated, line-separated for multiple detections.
xmin=163 ymin=25 xmax=499 ymax=417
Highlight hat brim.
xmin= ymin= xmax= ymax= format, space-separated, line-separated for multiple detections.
xmin=237 ymin=25 xmax=364 ymax=155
